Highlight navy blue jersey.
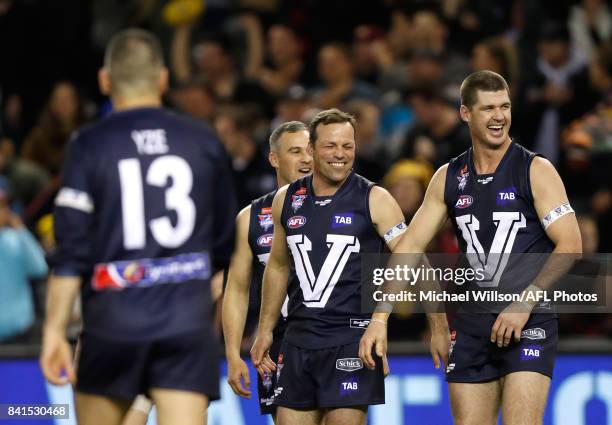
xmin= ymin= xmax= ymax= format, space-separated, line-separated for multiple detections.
xmin=247 ymin=190 xmax=287 ymax=339
xmin=281 ymin=172 xmax=383 ymax=349
xmin=52 ymin=107 xmax=236 ymax=341
xmin=444 ymin=142 xmax=555 ymax=334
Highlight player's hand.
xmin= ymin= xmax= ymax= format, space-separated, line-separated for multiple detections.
xmin=491 ymin=301 xmax=532 ymax=347
xmin=227 ymin=357 xmax=252 ymax=398
xmin=359 ymin=319 xmax=387 ymax=370
xmin=430 ymin=328 xmax=450 ymax=370
xmin=40 ymin=328 xmax=75 ymax=385
xmin=250 ymin=331 xmax=276 ymax=377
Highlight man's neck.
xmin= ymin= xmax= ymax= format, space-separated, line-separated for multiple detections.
xmin=312 ymin=170 xmax=350 ymax=197
xmin=112 ymin=96 xmax=161 ymax=111
xmin=472 ymin=138 xmax=511 ymax=174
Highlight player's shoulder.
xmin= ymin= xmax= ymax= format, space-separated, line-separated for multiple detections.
xmin=529 ymin=155 xmax=558 ymax=180
xmin=251 ymin=189 xmax=278 ymax=207
xmin=350 ymin=172 xmax=375 ymax=189
xmin=237 ymin=204 xmax=252 ymax=221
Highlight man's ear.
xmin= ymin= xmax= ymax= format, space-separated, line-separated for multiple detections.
xmin=158 ymin=67 xmax=169 ymax=95
xmin=268 ymin=151 xmax=279 ymax=169
xmin=98 ymin=68 xmax=111 ymax=96
xmin=459 ymin=105 xmax=470 ymax=123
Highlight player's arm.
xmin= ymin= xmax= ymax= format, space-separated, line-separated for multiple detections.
xmin=222 ymin=206 xmax=254 ymax=398
xmin=492 ymin=157 xmax=582 ymax=347
xmin=41 ymin=275 xmax=80 ymax=385
xmin=360 ymin=166 xmax=451 ymax=370
xmin=250 ymin=186 xmax=290 ymax=375
xmin=40 ymin=135 xmax=93 ymax=385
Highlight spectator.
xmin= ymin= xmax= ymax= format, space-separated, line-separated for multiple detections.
xmin=399 ymin=84 xmax=472 ymax=167
xmin=171 ymin=17 xmax=273 ymax=115
xmin=244 ymin=18 xmax=309 ymax=97
xmin=169 ymin=79 xmax=217 ymax=122
xmin=0 ymin=181 xmax=48 ymax=342
xmin=311 ymin=42 xmax=379 ymax=109
xmin=344 ymin=99 xmax=389 ymax=182
xmin=270 ymin=84 xmax=313 ymax=131
xmin=471 ymin=36 xmax=521 ymax=99
xmin=21 ymin=81 xmax=88 ymax=176
xmin=520 ymin=21 xmax=599 ymax=161
xmin=0 ymin=135 xmax=49 ymax=209
xmin=568 ymin=0 xmax=611 ymax=61
xmin=214 ymin=105 xmax=276 ymax=208
xmin=382 ymin=159 xmax=432 ymax=223
xmin=408 ymin=7 xmax=471 ymax=90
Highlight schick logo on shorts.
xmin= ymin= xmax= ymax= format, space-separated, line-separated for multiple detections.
xmin=336 ymin=358 xmax=363 ymax=372
xmin=350 ymin=318 xmax=370 ymax=328
xmin=521 ymin=328 xmax=546 ymax=340
xmin=340 ymin=378 xmax=359 ymax=395
xmin=332 ymin=212 xmax=354 ymax=228
xmin=521 ymin=345 xmax=542 ymax=361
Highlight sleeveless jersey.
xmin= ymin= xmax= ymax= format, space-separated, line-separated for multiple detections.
xmin=281 ymin=172 xmax=383 ymax=349
xmin=444 ymin=142 xmax=555 ymax=335
xmin=247 ymin=190 xmax=287 ymax=339
xmin=52 ymin=107 xmax=236 ymax=341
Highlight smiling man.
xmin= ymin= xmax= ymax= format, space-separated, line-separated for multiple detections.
xmin=360 ymin=70 xmax=581 ymax=424
xmin=250 ymin=109 xmax=406 ymax=425
xmin=222 ymin=121 xmax=312 ymax=421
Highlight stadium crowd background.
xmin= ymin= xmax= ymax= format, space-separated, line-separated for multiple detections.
xmin=0 ymin=0 xmax=610 ymax=346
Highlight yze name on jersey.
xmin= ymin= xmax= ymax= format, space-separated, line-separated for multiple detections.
xmin=92 ymin=252 xmax=210 ymax=290
xmin=455 ymin=195 xmax=473 ymax=209
xmin=131 ymin=129 xmax=169 ymax=155
xmin=258 ymin=207 xmax=273 ymax=231
xmin=257 ymin=233 xmax=274 ymax=247
xmin=287 ymin=215 xmax=307 ymax=229
xmin=332 ymin=212 xmax=354 ymax=228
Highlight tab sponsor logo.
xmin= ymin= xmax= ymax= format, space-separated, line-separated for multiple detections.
xmin=521 ymin=345 xmax=542 ymax=361
xmin=332 ymin=213 xmax=354 ymax=228
xmin=340 ymin=377 xmax=360 ymax=395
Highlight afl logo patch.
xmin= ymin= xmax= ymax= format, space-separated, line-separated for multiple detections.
xmin=287 ymin=216 xmax=307 ymax=229
xmin=257 ymin=234 xmax=273 ymax=247
xmin=455 ymin=195 xmax=473 ymax=209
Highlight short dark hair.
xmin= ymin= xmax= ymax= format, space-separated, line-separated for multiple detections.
xmin=460 ymin=70 xmax=510 ymax=109
xmin=269 ymin=121 xmax=308 ymax=152
xmin=104 ymin=29 xmax=164 ymax=96
xmin=308 ymin=108 xmax=356 ymax=145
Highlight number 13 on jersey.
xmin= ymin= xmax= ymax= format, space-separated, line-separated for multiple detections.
xmin=118 ymin=155 xmax=196 ymax=250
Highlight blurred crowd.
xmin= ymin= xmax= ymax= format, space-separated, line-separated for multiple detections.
xmin=0 ymin=0 xmax=611 ymax=344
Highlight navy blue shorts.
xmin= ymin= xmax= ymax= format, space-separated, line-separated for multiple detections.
xmin=75 ymin=328 xmax=220 ymax=401
xmin=446 ymin=318 xmax=558 ymax=383
xmin=273 ymin=340 xmax=385 ymax=409
xmin=257 ymin=335 xmax=283 ymax=415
